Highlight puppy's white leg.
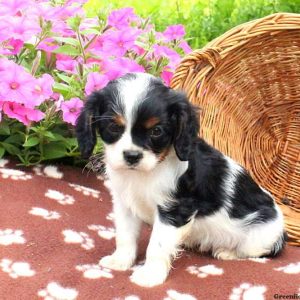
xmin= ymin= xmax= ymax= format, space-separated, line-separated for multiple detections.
xmin=130 ymin=215 xmax=191 ymax=287
xmin=100 ymin=199 xmax=141 ymax=271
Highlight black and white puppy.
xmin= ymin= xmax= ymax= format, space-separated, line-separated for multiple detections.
xmin=76 ymin=72 xmax=286 ymax=287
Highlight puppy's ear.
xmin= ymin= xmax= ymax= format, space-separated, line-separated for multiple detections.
xmin=169 ymin=92 xmax=199 ymax=161
xmin=75 ymin=91 xmax=107 ymax=159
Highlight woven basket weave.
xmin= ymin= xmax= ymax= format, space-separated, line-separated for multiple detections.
xmin=171 ymin=13 xmax=300 ymax=246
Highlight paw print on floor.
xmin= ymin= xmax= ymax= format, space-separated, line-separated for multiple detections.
xmin=76 ymin=263 xmax=113 ymax=279
xmin=164 ymin=289 xmax=197 ymax=300
xmin=45 ymin=189 xmax=75 ymax=205
xmin=0 ymin=258 xmax=35 ymax=278
xmin=88 ymin=224 xmax=115 ymax=240
xmin=38 ymin=282 xmax=78 ymax=300
xmin=0 ymin=168 xmax=32 ymax=180
xmin=274 ymin=262 xmax=300 ymax=274
xmin=33 ymin=165 xmax=63 ymax=179
xmin=106 ymin=212 xmax=115 ymax=222
xmin=29 ymin=207 xmax=61 ymax=220
xmin=0 ymin=229 xmax=26 ymax=245
xmin=229 ymin=283 xmax=266 ymax=300
xmin=69 ymin=183 xmax=100 ymax=198
xmin=247 ymin=257 xmax=269 ymax=263
xmin=62 ymin=229 xmax=94 ymax=250
xmin=186 ymin=264 xmax=224 ymax=278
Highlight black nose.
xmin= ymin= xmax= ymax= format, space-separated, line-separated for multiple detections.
xmin=123 ymin=150 xmax=143 ymax=165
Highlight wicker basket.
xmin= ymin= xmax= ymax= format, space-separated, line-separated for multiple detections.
xmin=171 ymin=13 xmax=300 ymax=246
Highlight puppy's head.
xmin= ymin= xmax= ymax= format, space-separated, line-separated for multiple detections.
xmin=76 ymin=73 xmax=199 ymax=171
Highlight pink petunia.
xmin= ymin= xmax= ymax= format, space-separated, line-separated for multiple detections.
xmin=179 ymin=41 xmax=192 ymax=54
xmin=108 ymin=7 xmax=139 ymax=29
xmin=163 ymin=24 xmax=185 ymax=41
xmin=102 ymin=28 xmax=140 ymax=57
xmin=114 ymin=57 xmax=145 ymax=73
xmin=85 ymin=72 xmax=109 ymax=95
xmin=32 ymin=74 xmax=55 ymax=105
xmin=0 ymin=0 xmax=32 ymax=16
xmin=2 ymin=102 xmax=45 ymax=125
xmin=0 ymin=38 xmax=23 ymax=55
xmin=161 ymin=67 xmax=174 ymax=86
xmin=60 ymin=97 xmax=84 ymax=126
xmin=152 ymin=44 xmax=181 ymax=68
xmin=37 ymin=38 xmax=59 ymax=52
xmin=0 ymin=61 xmax=37 ymax=107
xmin=56 ymin=59 xmax=79 ymax=74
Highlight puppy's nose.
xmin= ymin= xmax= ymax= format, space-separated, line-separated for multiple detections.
xmin=123 ymin=150 xmax=143 ymax=165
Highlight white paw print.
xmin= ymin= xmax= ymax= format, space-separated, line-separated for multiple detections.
xmin=29 ymin=207 xmax=61 ymax=220
xmin=38 ymin=282 xmax=78 ymax=300
xmin=0 ymin=259 xmax=35 ymax=278
xmin=62 ymin=230 xmax=94 ymax=250
xmin=248 ymin=257 xmax=269 ymax=263
xmin=274 ymin=262 xmax=300 ymax=274
xmin=0 ymin=158 xmax=9 ymax=167
xmin=186 ymin=264 xmax=224 ymax=278
xmin=33 ymin=165 xmax=63 ymax=179
xmin=88 ymin=224 xmax=115 ymax=240
xmin=45 ymin=189 xmax=75 ymax=205
xmin=0 ymin=168 xmax=32 ymax=180
xmin=229 ymin=283 xmax=267 ymax=300
xmin=69 ymin=183 xmax=100 ymax=198
xmin=76 ymin=263 xmax=113 ymax=279
xmin=0 ymin=229 xmax=26 ymax=245
xmin=106 ymin=212 xmax=115 ymax=221
xmin=164 ymin=289 xmax=197 ymax=300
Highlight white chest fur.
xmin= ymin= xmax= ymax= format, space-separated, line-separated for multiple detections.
xmin=106 ymin=150 xmax=188 ymax=224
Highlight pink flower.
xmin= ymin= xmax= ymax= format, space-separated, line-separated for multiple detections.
xmin=0 ymin=0 xmax=32 ymax=16
xmin=114 ymin=57 xmax=145 ymax=73
xmin=2 ymin=102 xmax=45 ymax=125
xmin=56 ymin=59 xmax=79 ymax=74
xmin=163 ymin=25 xmax=185 ymax=41
xmin=0 ymin=38 xmax=23 ymax=55
xmin=102 ymin=28 xmax=140 ymax=57
xmin=179 ymin=41 xmax=192 ymax=54
xmin=32 ymin=74 xmax=55 ymax=105
xmin=152 ymin=45 xmax=181 ymax=68
xmin=108 ymin=7 xmax=139 ymax=29
xmin=0 ymin=62 xmax=36 ymax=107
xmin=37 ymin=38 xmax=59 ymax=52
xmin=161 ymin=67 xmax=174 ymax=86
xmin=0 ymin=16 xmax=41 ymax=42
xmin=61 ymin=97 xmax=84 ymax=125
xmin=85 ymin=73 xmax=109 ymax=95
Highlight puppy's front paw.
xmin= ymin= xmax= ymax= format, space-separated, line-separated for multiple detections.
xmin=99 ymin=252 xmax=135 ymax=271
xmin=214 ymin=249 xmax=238 ymax=260
xmin=130 ymin=263 xmax=168 ymax=287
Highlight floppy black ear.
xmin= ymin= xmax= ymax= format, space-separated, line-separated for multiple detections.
xmin=75 ymin=91 xmax=107 ymax=159
xmin=169 ymin=92 xmax=200 ymax=161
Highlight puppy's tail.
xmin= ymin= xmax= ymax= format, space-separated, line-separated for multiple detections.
xmin=265 ymin=231 xmax=288 ymax=257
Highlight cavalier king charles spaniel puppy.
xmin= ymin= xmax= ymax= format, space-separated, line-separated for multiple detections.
xmin=76 ymin=72 xmax=286 ymax=287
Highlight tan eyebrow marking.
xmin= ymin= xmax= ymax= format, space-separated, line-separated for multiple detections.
xmin=144 ymin=117 xmax=160 ymax=129
xmin=113 ymin=114 xmax=126 ymax=126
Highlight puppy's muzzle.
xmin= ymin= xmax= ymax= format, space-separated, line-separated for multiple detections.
xmin=123 ymin=150 xmax=143 ymax=166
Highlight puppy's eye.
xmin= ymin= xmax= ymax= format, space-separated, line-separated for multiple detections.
xmin=107 ymin=122 xmax=123 ymax=134
xmin=150 ymin=126 xmax=163 ymax=138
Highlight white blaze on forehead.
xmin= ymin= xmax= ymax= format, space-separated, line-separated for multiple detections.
xmin=117 ymin=73 xmax=153 ymax=127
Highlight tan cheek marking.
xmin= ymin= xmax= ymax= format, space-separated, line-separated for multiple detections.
xmin=144 ymin=117 xmax=160 ymax=129
xmin=158 ymin=147 xmax=171 ymax=163
xmin=113 ymin=114 xmax=126 ymax=126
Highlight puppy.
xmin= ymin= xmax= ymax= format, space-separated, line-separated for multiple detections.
xmin=76 ymin=72 xmax=286 ymax=287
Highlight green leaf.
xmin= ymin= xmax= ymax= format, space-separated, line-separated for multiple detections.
xmin=0 ymin=147 xmax=5 ymax=159
xmin=4 ymin=134 xmax=24 ymax=145
xmin=55 ymin=73 xmax=72 ymax=84
xmin=53 ymin=37 xmax=80 ymax=47
xmin=80 ymin=28 xmax=101 ymax=35
xmin=1 ymin=142 xmax=21 ymax=155
xmin=65 ymin=137 xmax=78 ymax=148
xmin=53 ymin=82 xmax=71 ymax=95
xmin=53 ymin=45 xmax=80 ymax=56
xmin=42 ymin=142 xmax=67 ymax=160
xmin=43 ymin=132 xmax=66 ymax=142
xmin=23 ymin=136 xmax=40 ymax=147
xmin=0 ymin=122 xmax=10 ymax=135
